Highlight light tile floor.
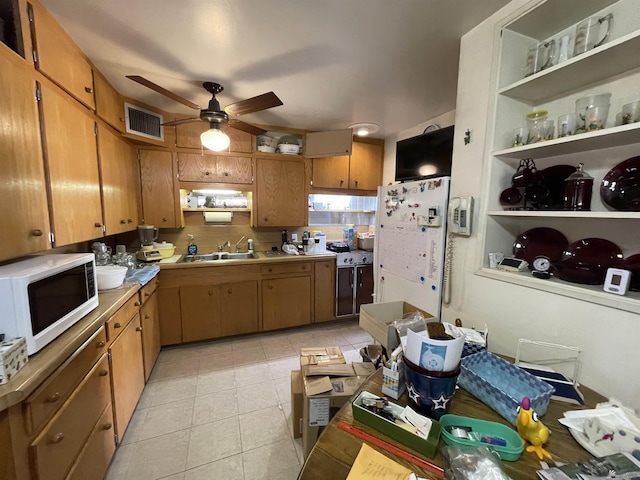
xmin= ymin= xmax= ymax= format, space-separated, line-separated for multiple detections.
xmin=105 ymin=319 xmax=373 ymax=480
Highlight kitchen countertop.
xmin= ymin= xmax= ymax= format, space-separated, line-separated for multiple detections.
xmin=157 ymin=250 xmax=337 ymax=269
xmin=0 ymin=282 xmax=141 ymax=412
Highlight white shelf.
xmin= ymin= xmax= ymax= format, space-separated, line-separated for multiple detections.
xmin=476 ymin=267 xmax=640 ymax=314
xmin=487 ymin=210 xmax=640 ymax=219
xmin=493 ymin=122 xmax=640 ymax=160
xmin=498 ymin=30 xmax=640 ymax=103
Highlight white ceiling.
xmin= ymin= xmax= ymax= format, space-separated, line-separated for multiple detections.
xmin=41 ymin=0 xmax=510 ymax=138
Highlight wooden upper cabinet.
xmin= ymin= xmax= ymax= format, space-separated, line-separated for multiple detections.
xmin=349 ymin=140 xmax=383 ymax=191
xmin=139 ymin=150 xmax=182 ymax=228
xmin=305 ymin=129 xmax=352 ymax=158
xmin=0 ymin=52 xmax=51 ymax=261
xmin=311 ymin=155 xmax=350 ymax=189
xmin=254 ymin=157 xmax=307 ymax=227
xmin=178 ymin=153 xmax=252 ymax=184
xmin=28 ymin=1 xmax=95 ymax=110
xmin=175 ymin=121 xmax=253 ymax=153
xmin=311 ymin=138 xmax=383 ymax=192
xmin=39 ymin=81 xmax=103 ymax=246
xmin=98 ymin=124 xmax=140 ymax=235
xmin=94 ymin=70 xmax=125 ymax=132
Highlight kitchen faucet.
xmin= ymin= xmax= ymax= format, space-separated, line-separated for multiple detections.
xmin=235 ymin=236 xmax=246 ymax=253
xmin=217 ymin=241 xmax=231 ymax=252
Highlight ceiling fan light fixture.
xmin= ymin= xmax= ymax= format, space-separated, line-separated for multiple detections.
xmin=201 ymin=124 xmax=230 ymax=152
xmin=348 ymin=122 xmax=380 ymax=137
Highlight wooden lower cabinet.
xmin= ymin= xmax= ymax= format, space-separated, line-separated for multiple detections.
xmin=108 ymin=314 xmax=145 ymax=443
xmin=314 ymin=260 xmax=336 ymax=323
xmin=181 ymin=280 xmax=259 ymax=342
xmin=157 ymin=285 xmax=183 ymax=345
xmin=29 ymin=355 xmax=111 ymax=480
xmin=262 ymin=276 xmax=311 ymax=330
xmin=65 ymin=403 xmax=116 ymax=480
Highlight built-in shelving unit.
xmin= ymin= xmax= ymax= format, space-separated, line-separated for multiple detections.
xmin=479 ymin=0 xmax=640 ymax=311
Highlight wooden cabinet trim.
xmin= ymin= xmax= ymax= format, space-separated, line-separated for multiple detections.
xmin=105 ymin=294 xmax=140 ymax=344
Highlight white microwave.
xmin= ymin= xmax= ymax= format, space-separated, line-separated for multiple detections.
xmin=0 ymin=253 xmax=99 ymax=355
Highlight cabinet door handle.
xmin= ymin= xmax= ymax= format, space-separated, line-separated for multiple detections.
xmin=205 ymin=171 xmax=210 ymax=176
xmin=208 ymin=290 xmax=214 ymax=295
xmin=145 ymin=314 xmax=150 ymax=319
xmin=268 ymin=284 xmax=273 ymax=290
xmin=31 ymin=229 xmax=43 ymax=237
xmin=268 ymin=268 xmax=273 ymax=273
xmin=103 ymin=423 xmax=113 ymax=431
xmin=223 ymin=172 xmax=229 ymax=176
xmin=114 ymin=322 xmax=122 ymax=328
xmin=128 ymin=219 xmax=133 ymax=223
xmin=227 ymin=288 xmax=232 ymax=294
xmin=84 ymin=86 xmax=93 ymax=93
xmin=46 ymin=392 xmax=61 ymax=403
xmin=99 ymin=370 xmax=108 ymax=376
xmin=94 ymin=222 xmax=102 ymax=228
xmin=162 ymin=217 xmax=168 ymax=222
xmin=144 ymin=292 xmax=150 ymax=297
xmin=136 ymin=326 xmax=143 ymax=332
xmin=340 ymin=179 xmax=344 ymax=184
xmin=96 ymin=340 xmax=106 ymax=348
xmin=301 ymin=265 xmax=307 ymax=270
xmin=134 ymin=301 xmax=141 ymax=306
xmin=263 ymin=217 xmax=268 ymax=222
xmin=354 ymin=180 xmax=358 ymax=187
xmin=51 ymin=433 xmax=64 ymax=444
xmin=156 ymin=279 xmax=160 ymax=285
xmin=120 ymin=219 xmax=127 ymax=224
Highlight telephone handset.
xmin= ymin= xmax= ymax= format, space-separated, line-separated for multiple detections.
xmin=448 ymin=196 xmax=473 ymax=236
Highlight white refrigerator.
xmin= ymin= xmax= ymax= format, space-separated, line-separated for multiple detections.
xmin=373 ymin=177 xmax=450 ymax=320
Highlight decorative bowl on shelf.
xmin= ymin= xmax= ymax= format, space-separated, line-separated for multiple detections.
xmin=622 ymin=254 xmax=640 ymax=292
xmin=600 ymin=156 xmax=640 ymax=212
xmin=556 ymin=238 xmax=623 ymax=285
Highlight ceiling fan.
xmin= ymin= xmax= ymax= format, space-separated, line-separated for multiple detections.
xmin=126 ymin=75 xmax=283 ymax=150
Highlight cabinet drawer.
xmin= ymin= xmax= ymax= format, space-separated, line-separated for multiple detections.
xmin=30 ymin=355 xmax=111 ymax=480
xmin=105 ymin=293 xmax=140 ymax=342
xmin=261 ymin=262 xmax=312 ymax=276
xmin=24 ymin=327 xmax=108 ymax=434
xmin=139 ymin=275 xmax=160 ymax=303
xmin=65 ymin=403 xmax=115 ymax=480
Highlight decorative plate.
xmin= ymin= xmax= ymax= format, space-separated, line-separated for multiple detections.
xmin=513 ymin=227 xmax=569 ymax=267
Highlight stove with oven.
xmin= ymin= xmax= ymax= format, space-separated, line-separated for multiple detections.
xmin=332 ymin=248 xmax=374 ymax=317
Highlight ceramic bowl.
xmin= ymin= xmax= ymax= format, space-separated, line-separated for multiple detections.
xmin=277 ymin=144 xmax=300 ymax=155
xmin=96 ymin=266 xmax=127 ymax=290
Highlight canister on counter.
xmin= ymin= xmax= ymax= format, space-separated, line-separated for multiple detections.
xmin=343 ymin=225 xmax=356 ymax=250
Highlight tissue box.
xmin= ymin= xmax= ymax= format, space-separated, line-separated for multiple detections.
xmin=458 ymin=351 xmax=554 ymax=425
xmin=0 ymin=337 xmax=28 ymax=385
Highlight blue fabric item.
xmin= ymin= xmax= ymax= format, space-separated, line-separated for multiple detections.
xmin=125 ymin=265 xmax=160 ymax=286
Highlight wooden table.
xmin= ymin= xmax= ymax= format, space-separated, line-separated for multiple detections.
xmin=299 ymin=368 xmax=606 ymax=479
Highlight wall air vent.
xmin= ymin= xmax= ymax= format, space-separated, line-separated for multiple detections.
xmin=124 ymin=102 xmax=164 ymax=141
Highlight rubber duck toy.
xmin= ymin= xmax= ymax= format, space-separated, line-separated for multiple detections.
xmin=516 ymin=396 xmax=552 ymax=460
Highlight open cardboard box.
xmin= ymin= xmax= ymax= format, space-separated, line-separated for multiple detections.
xmin=301 ymin=361 xmax=376 ymax=458
xmin=359 ymin=301 xmax=434 ymax=350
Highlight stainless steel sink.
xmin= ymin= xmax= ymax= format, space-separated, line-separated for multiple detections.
xmin=179 ymin=252 xmax=258 ymax=263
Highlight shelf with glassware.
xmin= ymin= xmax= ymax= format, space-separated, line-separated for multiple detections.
xmin=478 ymin=0 xmax=640 ymax=310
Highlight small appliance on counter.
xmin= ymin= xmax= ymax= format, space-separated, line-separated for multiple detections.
xmin=136 ymin=225 xmax=162 ymax=262
xmin=327 ymin=241 xmax=351 ymax=253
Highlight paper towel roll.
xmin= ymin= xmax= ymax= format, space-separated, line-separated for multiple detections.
xmin=203 ymin=211 xmax=233 ymax=223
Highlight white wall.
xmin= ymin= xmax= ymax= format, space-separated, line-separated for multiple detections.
xmin=382 ymin=0 xmax=640 ymax=408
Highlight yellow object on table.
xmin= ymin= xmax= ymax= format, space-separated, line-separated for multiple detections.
xmin=347 ymin=443 xmax=412 ymax=480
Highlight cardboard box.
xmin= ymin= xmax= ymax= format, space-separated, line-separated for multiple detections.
xmin=382 ymin=361 xmax=406 ymax=400
xmin=299 ymin=346 xmax=345 ymax=367
xmin=301 ymin=362 xmax=376 ymax=458
xmin=291 ymin=370 xmax=303 ymax=438
xmin=359 ymin=302 xmax=434 ymax=350
xmin=0 ymin=337 xmax=28 ymax=385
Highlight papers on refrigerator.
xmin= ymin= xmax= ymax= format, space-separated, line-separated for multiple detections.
xmin=405 ymin=329 xmax=464 ymax=372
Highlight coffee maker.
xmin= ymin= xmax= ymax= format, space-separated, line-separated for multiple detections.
xmin=136 ymin=225 xmax=162 ymax=262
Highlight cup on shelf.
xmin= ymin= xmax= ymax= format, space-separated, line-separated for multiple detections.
xmin=557 ymin=34 xmax=572 ymax=64
xmin=524 ymin=40 xmax=556 ymax=77
xmin=512 ymin=127 xmax=528 ymax=147
xmin=558 ymin=113 xmax=577 ymax=137
xmin=621 ymin=101 xmax=640 ymax=124
xmin=575 ymin=93 xmax=611 ymax=131
xmin=540 ymin=120 xmax=555 ymax=140
xmin=585 ymin=105 xmax=610 ymax=131
xmin=573 ymin=13 xmax=613 ymax=56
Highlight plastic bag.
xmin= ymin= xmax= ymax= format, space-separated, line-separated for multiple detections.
xmin=393 ymin=311 xmax=427 ymax=348
xmin=441 ymin=445 xmax=512 ymax=480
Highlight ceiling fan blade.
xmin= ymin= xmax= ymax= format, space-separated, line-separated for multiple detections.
xmin=228 ymin=119 xmax=267 ymax=136
xmin=126 ymin=75 xmax=200 ymax=110
xmin=162 ymin=117 xmax=201 ymax=127
xmin=225 ymin=92 xmax=282 ymax=116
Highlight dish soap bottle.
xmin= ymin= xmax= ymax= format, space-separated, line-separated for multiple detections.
xmin=187 ymin=234 xmax=198 ymax=255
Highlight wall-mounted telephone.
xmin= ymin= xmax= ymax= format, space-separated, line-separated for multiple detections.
xmin=448 ymin=196 xmax=473 ymax=236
